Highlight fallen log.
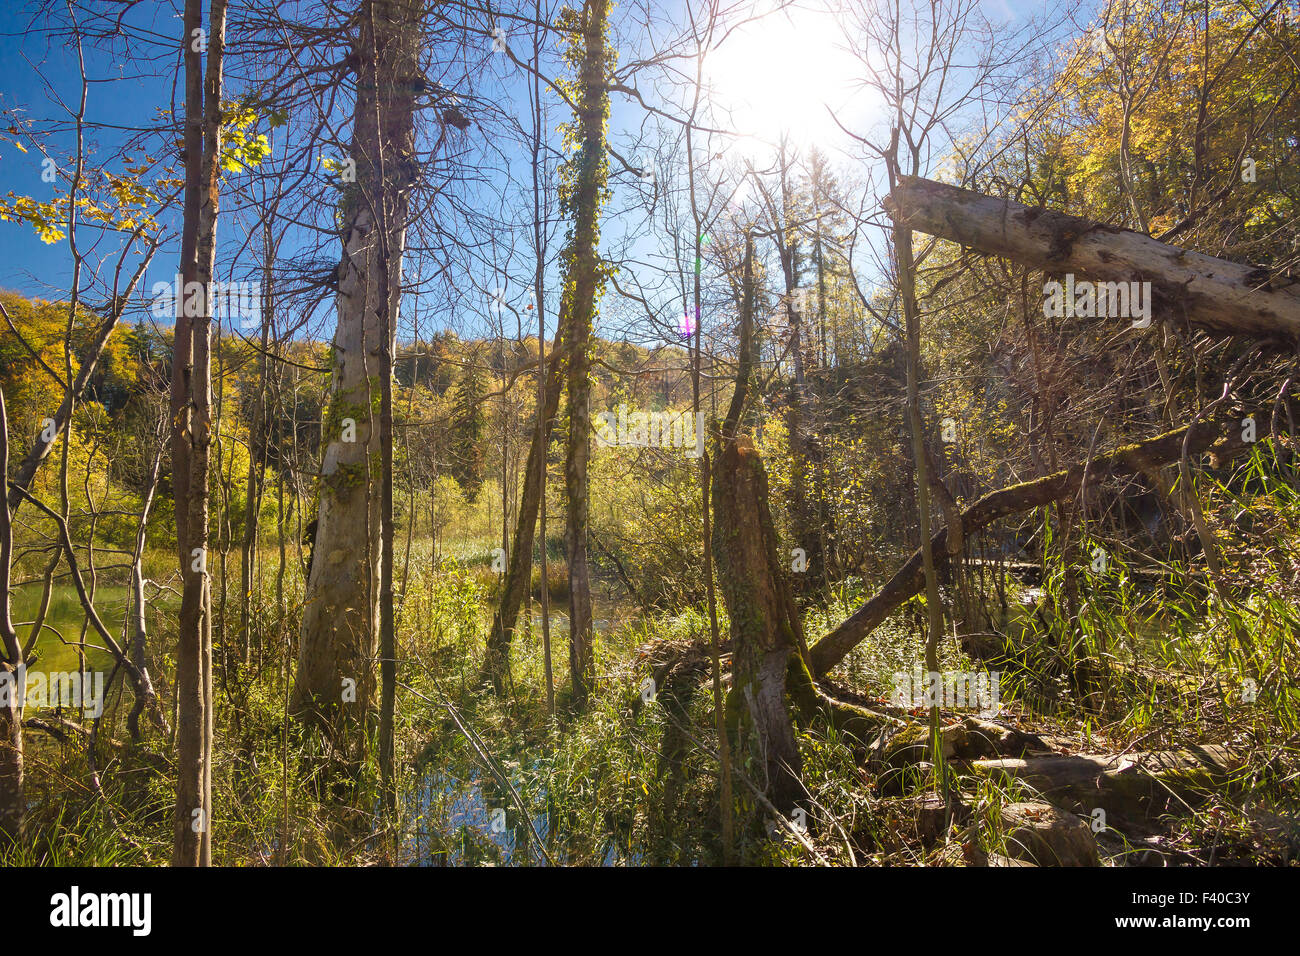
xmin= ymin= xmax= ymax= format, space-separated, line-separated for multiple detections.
xmin=881 ymin=715 xmax=1049 ymax=765
xmin=998 ymin=800 xmax=1100 ymax=866
xmin=876 ymin=714 xmax=1049 ymax=794
xmin=883 ymin=176 xmax=1300 ymax=343
xmin=809 ymin=414 xmax=1254 ymax=677
xmin=969 ymin=744 xmax=1246 ymax=828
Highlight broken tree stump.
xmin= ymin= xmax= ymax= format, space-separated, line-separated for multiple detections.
xmin=999 ymin=801 xmax=1101 ymax=866
xmin=713 ymin=434 xmax=809 ymax=815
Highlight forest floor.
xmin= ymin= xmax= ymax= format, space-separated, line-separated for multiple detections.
xmin=6 ymin=539 xmax=1297 ymax=867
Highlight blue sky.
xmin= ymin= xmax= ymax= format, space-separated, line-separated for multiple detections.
xmin=0 ymin=0 xmax=1069 ymax=348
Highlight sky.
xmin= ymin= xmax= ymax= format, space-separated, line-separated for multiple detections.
xmin=0 ymin=0 xmax=1072 ymax=349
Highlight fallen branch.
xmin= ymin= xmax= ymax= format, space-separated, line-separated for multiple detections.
xmin=809 ymin=413 xmax=1255 ymax=677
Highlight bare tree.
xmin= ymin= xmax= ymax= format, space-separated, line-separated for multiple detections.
xmin=0 ymin=386 xmax=24 ymax=849
xmin=172 ymin=0 xmax=228 ymax=868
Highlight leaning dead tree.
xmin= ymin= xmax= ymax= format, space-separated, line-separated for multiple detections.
xmin=809 ymin=413 xmax=1257 ymax=678
xmin=883 ymin=176 xmax=1300 ymax=343
xmin=803 ymin=175 xmax=1298 ymax=678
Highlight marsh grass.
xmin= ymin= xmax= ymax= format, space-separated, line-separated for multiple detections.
xmin=5 ymin=447 xmax=1298 ymax=868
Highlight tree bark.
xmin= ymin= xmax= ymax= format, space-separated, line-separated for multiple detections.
xmin=172 ymin=0 xmax=226 ymax=868
xmin=712 ymin=236 xmax=812 ymax=817
xmin=713 ymin=437 xmax=810 ymax=815
xmin=127 ymin=411 xmax=165 ymax=743
xmin=292 ymin=0 xmax=421 ymax=741
xmin=560 ymin=0 xmax=612 ymax=708
xmin=0 ymin=386 xmax=25 ymax=849
xmin=883 ymin=176 xmax=1300 ymax=343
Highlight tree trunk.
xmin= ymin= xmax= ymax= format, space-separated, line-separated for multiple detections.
xmin=883 ymin=176 xmax=1300 ymax=343
xmin=127 ymin=411 xmax=165 ymax=743
xmin=240 ymin=236 xmax=273 ymax=669
xmin=529 ymin=1 xmax=555 ymax=716
xmin=371 ymin=0 xmax=411 ymax=809
xmin=0 ymin=386 xmax=25 ymax=849
xmin=892 ymin=157 xmax=950 ymax=811
xmin=292 ymin=0 xmax=421 ymax=742
xmin=482 ymin=319 xmax=566 ymax=688
xmin=560 ymin=0 xmax=613 ymax=708
xmin=712 ymin=237 xmax=812 ymax=817
xmin=713 ymin=439 xmax=810 ymax=815
xmin=173 ymin=0 xmax=226 ymax=868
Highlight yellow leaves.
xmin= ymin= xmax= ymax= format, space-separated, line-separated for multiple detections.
xmin=220 ymin=130 xmax=270 ymax=173
xmin=0 ymin=174 xmax=160 ymax=243
xmin=219 ymin=100 xmax=271 ymax=174
xmin=76 ymin=197 xmax=115 ymax=227
xmin=0 ymin=194 xmax=66 ymax=243
xmin=12 ymin=142 xmax=26 ymax=154
xmin=105 ymin=170 xmax=157 ymax=208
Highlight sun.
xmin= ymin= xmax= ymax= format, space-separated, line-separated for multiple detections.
xmin=703 ymin=3 xmax=866 ymax=160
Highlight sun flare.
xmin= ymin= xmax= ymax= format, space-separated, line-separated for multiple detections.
xmin=704 ymin=4 xmax=866 ymax=159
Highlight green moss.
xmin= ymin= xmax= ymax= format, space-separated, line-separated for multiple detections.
xmin=785 ymin=652 xmax=820 ymax=724
xmin=323 ymin=460 xmax=366 ymax=498
xmin=322 ymin=395 xmax=369 ymax=449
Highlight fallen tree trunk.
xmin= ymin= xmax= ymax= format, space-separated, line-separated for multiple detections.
xmin=883 ymin=176 xmax=1300 ymax=343
xmin=809 ymin=414 xmax=1254 ymax=677
xmin=970 ymin=744 xmax=1246 ymax=828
